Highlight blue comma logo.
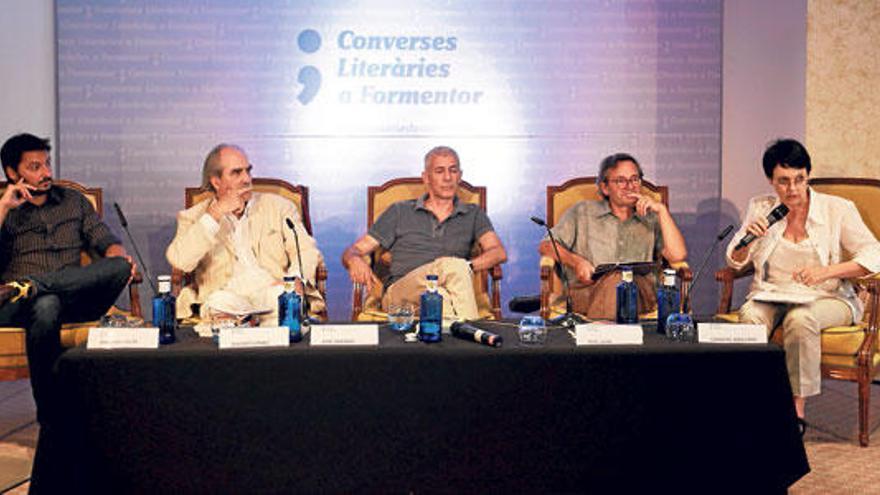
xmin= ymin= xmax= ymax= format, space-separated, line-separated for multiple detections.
xmin=297 ymin=29 xmax=321 ymax=105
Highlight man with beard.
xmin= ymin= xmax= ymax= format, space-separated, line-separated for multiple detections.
xmin=0 ymin=133 xmax=134 ymax=427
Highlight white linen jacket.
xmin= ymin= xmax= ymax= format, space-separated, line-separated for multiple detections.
xmin=725 ymin=188 xmax=880 ymax=321
xmin=166 ymin=192 xmax=324 ymax=318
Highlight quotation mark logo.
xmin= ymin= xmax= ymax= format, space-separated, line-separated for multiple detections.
xmin=297 ymin=29 xmax=321 ymax=105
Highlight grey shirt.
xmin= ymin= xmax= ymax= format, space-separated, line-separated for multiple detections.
xmin=368 ymin=194 xmax=494 ymax=286
xmin=549 ymin=200 xmax=663 ymax=284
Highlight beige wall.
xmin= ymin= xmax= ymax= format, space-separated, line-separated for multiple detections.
xmin=807 ymin=0 xmax=880 ymax=177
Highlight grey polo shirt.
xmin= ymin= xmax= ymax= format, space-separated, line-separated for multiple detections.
xmin=548 ymin=199 xmax=663 ymax=283
xmin=368 ymin=194 xmax=494 ymax=286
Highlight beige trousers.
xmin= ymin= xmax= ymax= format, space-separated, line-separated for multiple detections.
xmin=382 ymin=257 xmax=479 ymax=322
xmin=740 ymin=297 xmax=853 ymax=397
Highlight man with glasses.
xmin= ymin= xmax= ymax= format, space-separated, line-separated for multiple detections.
xmin=0 ymin=133 xmax=134 ymax=430
xmin=166 ymin=143 xmax=325 ymax=322
xmin=538 ymin=152 xmax=687 ymax=319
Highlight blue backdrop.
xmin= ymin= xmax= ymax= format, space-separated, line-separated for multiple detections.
xmin=56 ymin=0 xmax=723 ymax=319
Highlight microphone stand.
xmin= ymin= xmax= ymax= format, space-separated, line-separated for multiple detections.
xmin=531 ymin=217 xmax=587 ymax=328
xmin=285 ymin=217 xmax=311 ymax=323
xmin=113 ymin=202 xmax=158 ymax=295
xmin=679 ymin=224 xmax=734 ymax=314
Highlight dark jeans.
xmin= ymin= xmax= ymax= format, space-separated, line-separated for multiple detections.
xmin=0 ymin=257 xmax=131 ymax=424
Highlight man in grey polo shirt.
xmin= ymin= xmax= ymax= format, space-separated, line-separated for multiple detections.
xmin=538 ymin=153 xmax=687 ymax=319
xmin=343 ymin=146 xmax=507 ymax=321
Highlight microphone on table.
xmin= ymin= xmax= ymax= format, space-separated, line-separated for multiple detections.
xmin=530 ymin=216 xmax=586 ymax=328
xmin=733 ymin=204 xmax=789 ymax=251
xmin=285 ymin=217 xmax=311 ymax=321
xmin=113 ymin=202 xmax=158 ymax=295
xmin=450 ymin=321 xmax=503 ymax=347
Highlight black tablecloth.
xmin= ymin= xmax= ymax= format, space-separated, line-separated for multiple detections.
xmin=42 ymin=322 xmax=808 ymax=493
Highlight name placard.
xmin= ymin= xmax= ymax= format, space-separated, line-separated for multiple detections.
xmin=219 ymin=327 xmax=289 ymax=349
xmin=86 ymin=327 xmax=159 ymax=350
xmin=697 ymin=323 xmax=767 ymax=344
xmin=311 ymin=324 xmax=379 ymax=346
xmin=575 ymin=324 xmax=643 ymax=346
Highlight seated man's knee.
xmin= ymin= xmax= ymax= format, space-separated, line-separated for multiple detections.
xmin=29 ymin=295 xmax=62 ymax=335
xmin=103 ymin=256 xmax=132 ymax=286
xmin=738 ymin=302 xmax=773 ymax=331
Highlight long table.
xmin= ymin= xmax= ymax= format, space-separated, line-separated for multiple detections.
xmin=39 ymin=322 xmax=808 ymax=493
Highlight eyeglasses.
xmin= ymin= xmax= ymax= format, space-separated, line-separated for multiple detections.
xmin=773 ymin=176 xmax=808 ymax=188
xmin=606 ymin=176 xmax=642 ymax=187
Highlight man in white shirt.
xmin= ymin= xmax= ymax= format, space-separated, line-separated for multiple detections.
xmin=166 ymin=144 xmax=324 ymax=321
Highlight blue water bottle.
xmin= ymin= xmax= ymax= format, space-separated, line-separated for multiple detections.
xmin=418 ymin=274 xmax=443 ymax=343
xmin=615 ymin=267 xmax=639 ymax=324
xmin=657 ymin=268 xmax=680 ymax=335
xmin=278 ymin=276 xmax=302 ymax=343
xmin=152 ymin=275 xmax=176 ymax=345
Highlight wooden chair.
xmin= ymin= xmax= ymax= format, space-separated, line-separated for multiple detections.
xmin=0 ymin=179 xmax=143 ymax=380
xmin=539 ymin=176 xmax=692 ymax=320
xmin=715 ymin=177 xmax=880 ymax=446
xmin=350 ymin=177 xmax=503 ymax=321
xmin=170 ymin=177 xmax=328 ymax=321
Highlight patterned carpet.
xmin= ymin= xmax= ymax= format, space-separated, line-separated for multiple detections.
xmin=2 ymin=379 xmax=879 ymax=493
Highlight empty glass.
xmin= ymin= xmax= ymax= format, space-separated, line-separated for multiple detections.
xmin=388 ymin=303 xmax=415 ymax=332
xmin=518 ymin=315 xmax=547 ymax=345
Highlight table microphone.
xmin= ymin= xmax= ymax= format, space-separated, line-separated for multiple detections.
xmin=450 ymin=321 xmax=503 ymax=347
xmin=734 ymin=204 xmax=789 ymax=251
xmin=113 ymin=202 xmax=158 ymax=295
xmin=681 ymin=224 xmax=734 ymax=313
xmin=530 ymin=216 xmax=586 ymax=327
xmin=285 ymin=217 xmax=310 ymax=320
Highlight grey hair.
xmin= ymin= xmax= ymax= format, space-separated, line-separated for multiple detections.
xmin=202 ymin=143 xmax=247 ymax=192
xmin=596 ymin=152 xmax=643 ymax=200
xmin=423 ymin=145 xmax=460 ymax=171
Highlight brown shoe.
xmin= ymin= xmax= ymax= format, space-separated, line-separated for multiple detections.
xmin=0 ymin=280 xmax=36 ymax=307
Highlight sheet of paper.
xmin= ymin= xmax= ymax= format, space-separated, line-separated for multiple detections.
xmin=752 ymin=291 xmax=819 ymax=305
xmin=311 ymin=324 xmax=379 ymax=346
xmin=698 ymin=323 xmax=767 ymax=344
xmin=87 ymin=327 xmax=159 ymax=349
xmin=575 ymin=324 xmax=643 ymax=345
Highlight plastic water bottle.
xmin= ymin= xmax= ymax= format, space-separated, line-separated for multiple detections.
xmin=278 ymin=276 xmax=302 ymax=343
xmin=657 ymin=269 xmax=680 ymax=335
xmin=615 ymin=267 xmax=639 ymax=324
xmin=418 ymin=274 xmax=443 ymax=343
xmin=152 ymin=275 xmax=176 ymax=345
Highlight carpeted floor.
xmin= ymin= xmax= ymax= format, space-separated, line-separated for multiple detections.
xmin=2 ymin=378 xmax=879 ymax=493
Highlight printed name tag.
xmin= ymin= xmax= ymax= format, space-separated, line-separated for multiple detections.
xmin=575 ymin=324 xmax=643 ymax=346
xmin=698 ymin=323 xmax=767 ymax=344
xmin=311 ymin=324 xmax=379 ymax=346
xmin=219 ymin=327 xmax=289 ymax=349
xmin=87 ymin=327 xmax=159 ymax=349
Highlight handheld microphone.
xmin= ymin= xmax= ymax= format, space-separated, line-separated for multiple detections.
xmin=450 ymin=321 xmax=503 ymax=347
xmin=681 ymin=224 xmax=734 ymax=313
xmin=113 ymin=202 xmax=158 ymax=295
xmin=734 ymin=204 xmax=789 ymax=250
xmin=285 ymin=217 xmax=310 ymax=320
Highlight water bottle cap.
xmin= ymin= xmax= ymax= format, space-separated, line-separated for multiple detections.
xmin=663 ymin=268 xmax=676 ymax=276
xmin=283 ymin=275 xmax=297 ymax=282
xmin=426 ymin=274 xmax=439 ymax=281
xmin=157 ymin=275 xmax=171 ymax=281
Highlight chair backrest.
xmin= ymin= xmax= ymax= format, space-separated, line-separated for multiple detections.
xmin=810 ymin=177 xmax=880 ymax=241
xmin=185 ymin=177 xmax=313 ymax=235
xmin=367 ymin=177 xmax=486 ymax=226
xmin=546 ymin=176 xmax=668 ymax=227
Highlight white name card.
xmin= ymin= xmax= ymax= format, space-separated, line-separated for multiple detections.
xmin=575 ymin=324 xmax=644 ymax=346
xmin=311 ymin=324 xmax=379 ymax=346
xmin=87 ymin=327 xmax=159 ymax=350
xmin=698 ymin=323 xmax=768 ymax=344
xmin=218 ymin=327 xmax=289 ymax=349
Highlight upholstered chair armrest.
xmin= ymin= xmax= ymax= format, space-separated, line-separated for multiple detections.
xmin=539 ymin=256 xmax=558 ymax=320
xmin=128 ymin=270 xmax=144 ymax=318
xmin=714 ymin=265 xmax=755 ymax=315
